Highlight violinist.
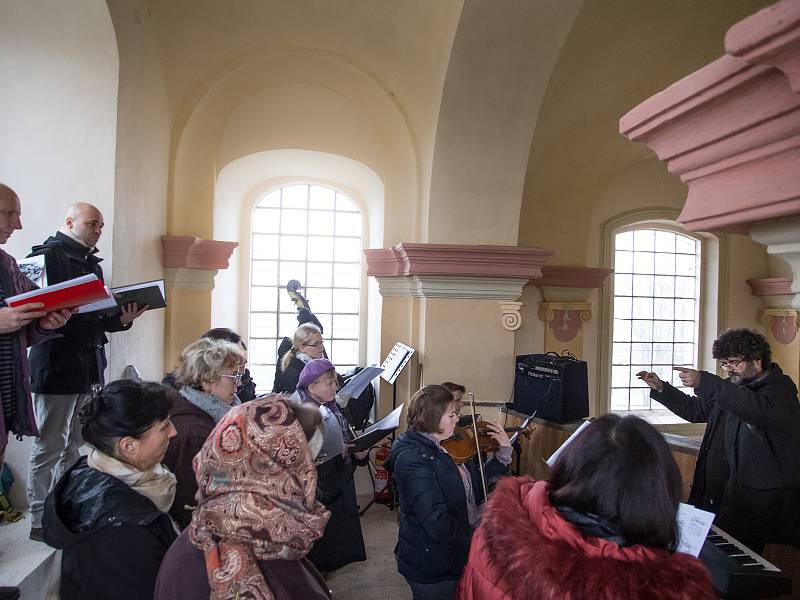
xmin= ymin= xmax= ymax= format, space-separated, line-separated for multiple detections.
xmin=386 ymin=385 xmax=511 ymax=600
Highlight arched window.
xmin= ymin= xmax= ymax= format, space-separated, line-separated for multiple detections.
xmin=248 ymin=184 xmax=363 ymax=391
xmin=610 ymin=227 xmax=701 ymax=411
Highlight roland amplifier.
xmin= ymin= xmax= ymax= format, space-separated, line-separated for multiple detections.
xmin=512 ymin=353 xmax=588 ymax=423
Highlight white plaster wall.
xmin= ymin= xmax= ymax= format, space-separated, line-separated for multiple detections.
xmin=0 ymin=0 xmax=119 ymax=509
xmin=0 ymin=0 xmax=118 ymax=266
xmin=106 ymin=0 xmax=171 ymax=382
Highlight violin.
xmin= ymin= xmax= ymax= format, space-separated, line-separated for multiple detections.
xmin=441 ymin=420 xmax=536 ymax=465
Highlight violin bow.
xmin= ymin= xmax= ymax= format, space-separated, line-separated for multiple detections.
xmin=467 ymin=391 xmax=489 ymax=501
xmin=508 ymin=410 xmax=537 ymax=446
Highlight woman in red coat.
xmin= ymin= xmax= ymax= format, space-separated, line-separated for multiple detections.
xmin=457 ymin=414 xmax=715 ymax=600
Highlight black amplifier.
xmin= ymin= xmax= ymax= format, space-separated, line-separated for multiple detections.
xmin=512 ymin=353 xmax=588 ymax=423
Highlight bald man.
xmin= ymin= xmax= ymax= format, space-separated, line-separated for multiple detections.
xmin=26 ymin=202 xmax=145 ymax=540
xmin=0 ymin=184 xmax=72 ymax=519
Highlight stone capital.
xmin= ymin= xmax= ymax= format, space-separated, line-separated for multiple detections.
xmin=161 ymin=235 xmax=239 ymax=270
xmin=163 ymin=267 xmax=219 ymax=291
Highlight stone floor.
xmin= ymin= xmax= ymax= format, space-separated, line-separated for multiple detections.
xmin=327 ymin=497 xmax=411 ymax=600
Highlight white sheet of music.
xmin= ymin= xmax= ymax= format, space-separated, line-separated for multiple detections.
xmin=676 ymin=503 xmax=714 ymax=557
xmin=546 ymin=420 xmax=592 ymax=468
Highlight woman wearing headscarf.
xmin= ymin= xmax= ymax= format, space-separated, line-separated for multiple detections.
xmin=42 ymin=380 xmax=178 ymax=600
xmin=456 ymin=414 xmax=714 ymax=600
xmin=163 ymin=337 xmax=246 ymax=529
xmin=154 ymin=395 xmax=331 ymax=600
xmin=291 ymin=358 xmax=367 ymax=572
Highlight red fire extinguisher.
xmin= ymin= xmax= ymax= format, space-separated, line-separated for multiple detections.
xmin=373 ymin=442 xmax=393 ymax=504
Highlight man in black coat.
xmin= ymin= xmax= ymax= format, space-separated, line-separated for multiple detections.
xmin=638 ymin=328 xmax=800 ymax=551
xmin=25 ymin=202 xmax=145 ymax=540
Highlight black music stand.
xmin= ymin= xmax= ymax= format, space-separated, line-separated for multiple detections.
xmin=359 ymin=342 xmax=415 ymax=516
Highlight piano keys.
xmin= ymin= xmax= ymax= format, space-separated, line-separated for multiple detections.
xmin=700 ymin=525 xmax=792 ymax=599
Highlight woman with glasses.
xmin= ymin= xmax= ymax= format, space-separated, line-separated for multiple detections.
xmin=163 ymin=337 xmax=246 ymax=529
xmin=273 ymin=322 xmax=326 ymax=393
xmin=291 ymin=358 xmax=367 ymax=572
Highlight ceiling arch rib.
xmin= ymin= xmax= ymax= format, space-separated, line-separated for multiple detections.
xmin=427 ymin=0 xmax=582 ymax=246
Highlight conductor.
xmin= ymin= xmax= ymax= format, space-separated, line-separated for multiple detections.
xmin=637 ymin=328 xmax=800 ymax=552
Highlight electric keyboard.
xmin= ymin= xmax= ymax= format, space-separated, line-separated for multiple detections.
xmin=699 ymin=525 xmax=792 ymax=598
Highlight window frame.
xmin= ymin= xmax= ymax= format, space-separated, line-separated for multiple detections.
xmin=597 ymin=208 xmax=726 ymax=431
xmin=247 ymin=182 xmax=366 ymax=392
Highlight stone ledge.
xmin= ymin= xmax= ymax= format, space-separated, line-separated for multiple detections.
xmin=365 ymin=243 xmax=552 ymax=279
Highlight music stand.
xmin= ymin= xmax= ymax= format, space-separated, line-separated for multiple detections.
xmin=359 ymin=342 xmax=415 ymax=516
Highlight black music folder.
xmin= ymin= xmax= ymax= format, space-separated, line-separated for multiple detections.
xmin=113 ymin=279 xmax=167 ymax=310
xmin=350 ymin=404 xmax=403 ymax=453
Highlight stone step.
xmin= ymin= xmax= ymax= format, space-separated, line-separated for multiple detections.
xmin=0 ymin=514 xmax=60 ymax=599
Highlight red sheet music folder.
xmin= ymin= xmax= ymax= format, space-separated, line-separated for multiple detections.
xmin=5 ymin=274 xmax=111 ymax=312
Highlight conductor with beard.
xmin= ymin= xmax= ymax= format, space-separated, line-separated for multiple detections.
xmin=637 ymin=328 xmax=800 ymax=553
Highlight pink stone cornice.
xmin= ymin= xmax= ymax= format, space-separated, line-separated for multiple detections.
xmin=534 ymin=266 xmax=613 ymax=289
xmin=746 ymin=277 xmax=794 ymax=296
xmin=161 ymin=235 xmax=239 ymax=270
xmin=620 ymin=52 xmax=800 ymax=233
xmin=620 ymin=0 xmax=800 ymax=235
xmin=365 ymin=243 xmax=553 ymax=279
xmin=726 ymin=0 xmax=800 ymax=94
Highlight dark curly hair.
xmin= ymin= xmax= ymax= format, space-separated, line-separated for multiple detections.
xmin=712 ymin=328 xmax=772 ymax=369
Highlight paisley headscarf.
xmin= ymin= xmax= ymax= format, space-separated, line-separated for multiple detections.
xmin=189 ymin=395 xmax=330 ymax=600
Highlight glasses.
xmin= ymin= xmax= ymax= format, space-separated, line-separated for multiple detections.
xmin=719 ymin=358 xmax=745 ymax=370
xmin=220 ymin=372 xmax=244 ymax=383
xmin=303 ymin=341 xmax=325 ymax=348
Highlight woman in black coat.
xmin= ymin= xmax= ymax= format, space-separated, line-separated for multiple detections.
xmin=386 ymin=385 xmax=511 ymax=600
xmin=42 ymin=380 xmax=178 ymax=600
xmin=273 ymin=322 xmax=325 ymax=393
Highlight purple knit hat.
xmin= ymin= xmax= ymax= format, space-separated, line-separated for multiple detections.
xmin=297 ymin=358 xmax=336 ymax=390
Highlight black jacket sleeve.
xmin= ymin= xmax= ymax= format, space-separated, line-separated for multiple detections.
xmin=651 ymin=381 xmax=715 ymax=423
xmin=63 ymin=521 xmax=175 ymax=600
xmin=696 ymin=371 xmax=800 ymax=430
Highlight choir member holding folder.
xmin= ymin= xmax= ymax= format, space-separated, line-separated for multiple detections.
xmin=26 ymin=202 xmax=147 ymax=542
xmin=291 ymin=358 xmax=367 ymax=572
xmin=0 ymin=184 xmax=73 ymax=521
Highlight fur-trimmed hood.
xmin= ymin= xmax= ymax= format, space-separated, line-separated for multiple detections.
xmin=457 ymin=477 xmax=714 ymax=600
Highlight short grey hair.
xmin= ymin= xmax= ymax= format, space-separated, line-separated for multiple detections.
xmin=174 ymin=338 xmax=246 ymax=390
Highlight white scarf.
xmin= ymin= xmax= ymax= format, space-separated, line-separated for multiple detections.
xmin=87 ymin=449 xmax=177 ymax=513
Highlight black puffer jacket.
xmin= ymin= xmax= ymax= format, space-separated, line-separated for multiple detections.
xmin=28 ymin=233 xmax=130 ymax=393
xmin=42 ymin=457 xmax=177 ymax=600
xmin=654 ymin=364 xmax=800 ymax=545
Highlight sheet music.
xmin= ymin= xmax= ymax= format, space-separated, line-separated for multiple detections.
xmin=337 ymin=366 xmax=383 ymax=399
xmin=546 ymin=419 xmax=592 ymax=468
xmin=18 ymin=256 xmax=46 ymax=287
xmin=380 ymin=342 xmax=415 ymax=384
xmin=76 ymin=288 xmax=117 ymax=313
xmin=676 ymin=503 xmax=714 ymax=557
xmin=350 ymin=403 xmax=404 ymax=452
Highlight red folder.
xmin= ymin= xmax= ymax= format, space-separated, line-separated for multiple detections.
xmin=5 ymin=274 xmax=112 ymax=312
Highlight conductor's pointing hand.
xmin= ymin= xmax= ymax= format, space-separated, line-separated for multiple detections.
xmin=673 ymin=366 xmax=701 ymax=388
xmin=636 ymin=371 xmax=663 ymax=393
